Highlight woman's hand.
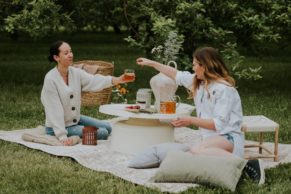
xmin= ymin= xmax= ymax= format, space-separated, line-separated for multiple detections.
xmin=136 ymin=57 xmax=177 ymax=79
xmin=171 ymin=116 xmax=194 ymax=127
xmin=61 ymin=138 xmax=74 ymax=146
xmin=112 ymin=74 xmax=134 ymax=85
xmin=172 ymin=116 xmax=216 ymax=130
xmin=136 ymin=57 xmax=156 ymax=67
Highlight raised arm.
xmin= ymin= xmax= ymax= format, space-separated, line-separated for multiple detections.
xmin=136 ymin=58 xmax=177 ymax=80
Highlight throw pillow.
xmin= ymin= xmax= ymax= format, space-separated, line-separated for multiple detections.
xmin=152 ymin=150 xmax=247 ymax=191
xmin=128 ymin=142 xmax=189 ymax=169
xmin=22 ymin=132 xmax=80 ymax=146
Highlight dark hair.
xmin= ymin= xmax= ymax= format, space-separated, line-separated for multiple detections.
xmin=48 ymin=40 xmax=65 ymax=62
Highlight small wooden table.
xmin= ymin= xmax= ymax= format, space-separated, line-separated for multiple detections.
xmin=242 ymin=115 xmax=279 ymax=162
xmin=99 ymin=103 xmax=195 ymax=155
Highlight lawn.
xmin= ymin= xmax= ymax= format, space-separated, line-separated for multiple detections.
xmin=0 ymin=32 xmax=291 ymax=193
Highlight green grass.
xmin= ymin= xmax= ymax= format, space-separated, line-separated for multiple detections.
xmin=0 ymin=32 xmax=291 ymax=193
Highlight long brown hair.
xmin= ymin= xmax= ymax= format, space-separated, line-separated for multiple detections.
xmin=192 ymin=47 xmax=235 ymax=97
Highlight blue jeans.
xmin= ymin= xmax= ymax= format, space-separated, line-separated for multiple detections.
xmin=221 ymin=133 xmax=234 ymax=145
xmin=45 ymin=115 xmax=112 ymax=140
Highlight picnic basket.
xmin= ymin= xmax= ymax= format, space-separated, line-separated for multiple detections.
xmin=73 ymin=60 xmax=114 ymax=106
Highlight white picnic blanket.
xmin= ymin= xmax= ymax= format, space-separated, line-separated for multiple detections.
xmin=0 ymin=122 xmax=290 ymax=193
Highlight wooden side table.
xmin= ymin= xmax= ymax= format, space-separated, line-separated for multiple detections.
xmin=242 ymin=115 xmax=279 ymax=162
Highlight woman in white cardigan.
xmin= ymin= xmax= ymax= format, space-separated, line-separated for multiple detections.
xmin=41 ymin=41 xmax=133 ymax=146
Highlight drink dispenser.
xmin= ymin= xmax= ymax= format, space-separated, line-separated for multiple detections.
xmin=136 ymin=88 xmax=152 ymax=109
xmin=150 ymin=61 xmax=178 ymax=112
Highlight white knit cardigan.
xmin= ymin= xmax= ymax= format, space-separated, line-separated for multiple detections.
xmin=41 ymin=66 xmax=112 ymax=140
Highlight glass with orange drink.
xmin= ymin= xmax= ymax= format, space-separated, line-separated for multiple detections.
xmin=159 ymin=95 xmax=181 ymax=114
xmin=123 ymin=69 xmax=135 ymax=81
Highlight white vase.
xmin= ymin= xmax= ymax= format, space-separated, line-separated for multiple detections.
xmin=150 ymin=61 xmax=178 ymax=112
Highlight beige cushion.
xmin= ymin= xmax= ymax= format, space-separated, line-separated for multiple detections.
xmin=22 ymin=133 xmax=61 ymax=146
xmin=22 ymin=132 xmax=80 ymax=146
xmin=152 ymin=150 xmax=247 ymax=191
xmin=242 ymin=115 xmax=279 ymax=132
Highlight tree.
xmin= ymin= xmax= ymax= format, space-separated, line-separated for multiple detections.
xmin=0 ymin=0 xmax=23 ymax=39
xmin=62 ymin=0 xmax=125 ymax=33
xmin=124 ymin=0 xmax=291 ymax=80
xmin=1 ymin=0 xmax=126 ymax=39
xmin=3 ymin=0 xmax=75 ymax=39
xmin=1 ymin=0 xmax=290 ymax=80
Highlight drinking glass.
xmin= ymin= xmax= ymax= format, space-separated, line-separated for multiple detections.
xmin=160 ymin=95 xmax=180 ymax=114
xmin=123 ymin=69 xmax=135 ymax=81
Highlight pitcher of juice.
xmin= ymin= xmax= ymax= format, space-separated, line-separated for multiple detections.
xmin=150 ymin=61 xmax=178 ymax=112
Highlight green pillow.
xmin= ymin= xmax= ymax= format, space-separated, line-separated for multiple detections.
xmin=152 ymin=150 xmax=247 ymax=191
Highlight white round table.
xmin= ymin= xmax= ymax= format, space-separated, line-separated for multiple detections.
xmin=99 ymin=103 xmax=195 ymax=154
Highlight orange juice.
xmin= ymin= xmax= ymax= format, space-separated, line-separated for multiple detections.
xmin=123 ymin=72 xmax=135 ymax=81
xmin=160 ymin=101 xmax=176 ymax=114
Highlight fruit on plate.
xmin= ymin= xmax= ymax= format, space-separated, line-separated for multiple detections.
xmin=125 ymin=105 xmax=141 ymax=113
xmin=125 ymin=105 xmax=140 ymax=109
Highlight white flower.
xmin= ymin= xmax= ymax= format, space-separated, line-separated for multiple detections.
xmin=151 ymin=31 xmax=183 ymax=64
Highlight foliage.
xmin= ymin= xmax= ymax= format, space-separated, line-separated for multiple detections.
xmin=1 ymin=0 xmax=291 ymax=80
xmin=111 ymin=84 xmax=129 ymax=104
xmin=0 ymin=0 xmax=19 ymax=33
xmin=1 ymin=0 xmax=125 ymax=38
xmin=220 ymin=42 xmax=262 ymax=81
xmin=1 ymin=0 xmax=290 ymax=51
xmin=150 ymin=31 xmax=184 ymax=64
xmin=124 ymin=1 xmax=179 ymax=55
xmin=231 ymin=0 xmax=290 ymax=48
xmin=4 ymin=0 xmax=75 ymax=39
xmin=123 ymin=0 xmax=291 ymax=80
xmin=68 ymin=0 xmax=125 ymax=33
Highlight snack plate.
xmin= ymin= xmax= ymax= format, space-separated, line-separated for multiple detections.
xmin=125 ymin=105 xmax=156 ymax=114
xmin=125 ymin=108 xmax=140 ymax=113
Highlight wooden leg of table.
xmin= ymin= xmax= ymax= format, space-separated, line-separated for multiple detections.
xmin=274 ymin=128 xmax=279 ymax=162
xmin=259 ymin=132 xmax=263 ymax=154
